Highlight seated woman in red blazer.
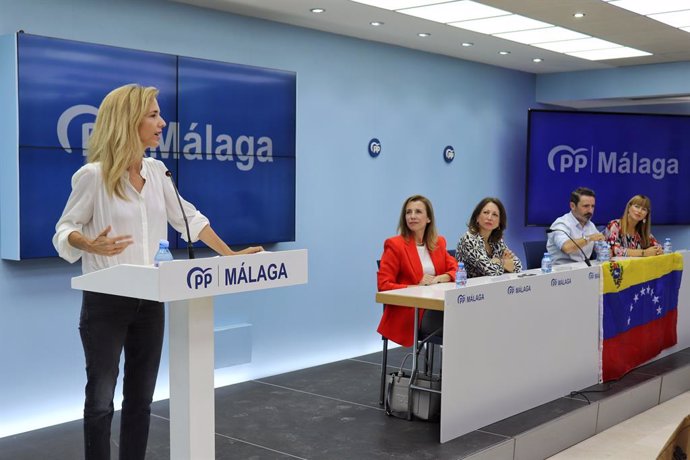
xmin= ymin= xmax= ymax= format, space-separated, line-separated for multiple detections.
xmin=376 ymin=195 xmax=458 ymax=347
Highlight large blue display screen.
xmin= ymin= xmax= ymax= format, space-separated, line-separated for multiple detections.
xmin=526 ymin=110 xmax=690 ymax=226
xmin=16 ymin=34 xmax=296 ymax=258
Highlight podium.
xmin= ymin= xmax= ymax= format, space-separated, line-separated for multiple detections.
xmin=71 ymin=249 xmax=308 ymax=460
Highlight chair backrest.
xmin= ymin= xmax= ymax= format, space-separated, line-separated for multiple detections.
xmin=523 ymin=240 xmax=547 ymax=270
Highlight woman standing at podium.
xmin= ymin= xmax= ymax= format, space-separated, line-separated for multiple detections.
xmin=53 ymin=84 xmax=262 ymax=460
xmin=377 ymin=195 xmax=457 ymax=346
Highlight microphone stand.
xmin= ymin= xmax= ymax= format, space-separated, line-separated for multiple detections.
xmin=165 ymin=170 xmax=195 ymax=259
xmin=546 ymin=228 xmax=591 ymax=267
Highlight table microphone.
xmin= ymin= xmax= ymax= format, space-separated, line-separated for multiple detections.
xmin=546 ymin=228 xmax=591 ymax=267
xmin=165 ymin=170 xmax=195 ymax=259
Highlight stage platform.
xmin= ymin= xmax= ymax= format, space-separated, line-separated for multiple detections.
xmin=1 ymin=346 xmax=689 ymax=459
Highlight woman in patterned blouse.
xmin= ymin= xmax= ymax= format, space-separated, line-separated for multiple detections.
xmin=456 ymin=197 xmax=522 ymax=278
xmin=604 ymin=194 xmax=662 ymax=257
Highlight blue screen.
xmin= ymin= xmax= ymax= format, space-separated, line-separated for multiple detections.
xmin=526 ymin=110 xmax=690 ymax=226
xmin=16 ymin=34 xmax=296 ymax=258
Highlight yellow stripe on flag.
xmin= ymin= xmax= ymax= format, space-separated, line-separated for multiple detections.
xmin=602 ymin=253 xmax=683 ymax=293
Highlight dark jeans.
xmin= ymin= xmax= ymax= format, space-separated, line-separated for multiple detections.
xmin=79 ymin=291 xmax=164 ymax=460
xmin=419 ymin=310 xmax=443 ymax=340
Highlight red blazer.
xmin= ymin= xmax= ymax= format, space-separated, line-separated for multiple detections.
xmin=376 ymin=235 xmax=457 ymax=347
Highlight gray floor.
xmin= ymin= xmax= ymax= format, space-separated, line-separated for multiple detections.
xmin=1 ymin=345 xmax=689 ymax=459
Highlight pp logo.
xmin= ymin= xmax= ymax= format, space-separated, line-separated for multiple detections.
xmin=507 ymin=286 xmax=515 ymax=295
xmin=57 ymin=104 xmax=99 ymax=153
xmin=187 ymin=267 xmax=213 ymax=289
xmin=547 ymin=145 xmax=588 ymax=173
xmin=443 ymin=145 xmax=455 ymax=163
xmin=457 ymin=294 xmax=466 ymax=304
xmin=551 ymin=279 xmax=558 ymax=287
xmin=368 ymin=138 xmax=381 ymax=158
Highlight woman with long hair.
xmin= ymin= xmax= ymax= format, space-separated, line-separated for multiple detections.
xmin=604 ymin=194 xmax=662 ymax=257
xmin=53 ymin=84 xmax=262 ymax=460
xmin=376 ymin=195 xmax=457 ymax=346
xmin=456 ymin=197 xmax=522 ymax=278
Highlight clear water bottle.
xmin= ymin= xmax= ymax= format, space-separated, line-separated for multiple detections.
xmin=154 ymin=239 xmax=174 ymax=267
xmin=455 ymin=262 xmax=467 ymax=288
xmin=596 ymin=241 xmax=610 ymax=262
xmin=663 ymin=238 xmax=672 ymax=254
xmin=540 ymin=252 xmax=552 ymax=273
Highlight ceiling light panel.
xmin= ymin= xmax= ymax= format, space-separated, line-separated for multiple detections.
xmin=450 ymin=14 xmax=551 ymax=34
xmin=349 ymin=0 xmax=438 ymax=10
xmin=533 ymin=37 xmax=622 ymax=53
xmin=398 ymin=1 xmax=510 ymax=23
xmin=568 ymin=47 xmax=652 ymax=60
xmin=495 ymin=26 xmax=589 ymax=45
xmin=607 ymin=0 xmax=690 ymax=15
xmin=648 ymin=10 xmax=690 ymax=27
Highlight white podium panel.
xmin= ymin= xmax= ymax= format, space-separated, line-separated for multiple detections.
xmin=440 ymin=265 xmax=600 ymax=443
xmin=71 ymin=250 xmax=308 ymax=460
xmin=71 ymin=249 xmax=308 ymax=301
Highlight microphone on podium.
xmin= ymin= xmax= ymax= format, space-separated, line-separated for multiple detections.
xmin=546 ymin=228 xmax=591 ymax=267
xmin=165 ymin=170 xmax=195 ymax=259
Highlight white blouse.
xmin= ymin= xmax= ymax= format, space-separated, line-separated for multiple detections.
xmin=53 ymin=157 xmax=209 ymax=274
xmin=417 ymin=245 xmax=435 ymax=275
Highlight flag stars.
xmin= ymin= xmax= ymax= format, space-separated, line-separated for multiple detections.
xmin=629 ymin=304 xmax=634 ymax=312
xmin=640 ymin=286 xmax=646 ymax=296
xmin=653 ymin=295 xmax=660 ymax=304
xmin=646 ymin=286 xmax=652 ymax=295
xmin=627 ymin=316 xmax=631 ymax=325
xmin=634 ymin=294 xmax=639 ymax=303
xmin=657 ymin=306 xmax=663 ymax=315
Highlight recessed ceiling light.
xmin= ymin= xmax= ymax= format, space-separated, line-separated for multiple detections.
xmin=498 ymin=50 xmax=511 ymax=55
xmin=450 ymin=14 xmax=551 ymax=34
xmin=533 ymin=58 xmax=543 ymax=62
xmin=607 ymin=0 xmax=690 ymax=16
xmin=573 ymin=12 xmax=586 ymax=19
xmin=461 ymin=42 xmax=474 ymax=47
xmin=533 ymin=37 xmax=621 ymax=53
xmin=310 ymin=8 xmax=325 ymax=14
xmin=418 ymin=32 xmax=431 ymax=37
xmin=495 ymin=26 xmax=588 ymax=45
xmin=648 ymin=10 xmax=690 ymax=28
xmin=370 ymin=21 xmax=384 ymax=26
xmin=350 ymin=0 xmax=437 ymax=9
xmin=568 ymin=47 xmax=652 ymax=61
xmin=399 ymin=1 xmax=510 ymax=23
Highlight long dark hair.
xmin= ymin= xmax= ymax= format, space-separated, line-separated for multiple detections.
xmin=467 ymin=197 xmax=507 ymax=244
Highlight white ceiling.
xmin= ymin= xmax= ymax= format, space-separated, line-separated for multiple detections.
xmin=171 ymin=0 xmax=690 ymax=74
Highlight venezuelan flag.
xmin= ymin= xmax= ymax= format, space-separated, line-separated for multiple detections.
xmin=601 ymin=253 xmax=683 ymax=381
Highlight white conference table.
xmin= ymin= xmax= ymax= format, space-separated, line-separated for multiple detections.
xmin=376 ymin=251 xmax=690 ymax=443
xmin=377 ymin=264 xmax=602 ymax=443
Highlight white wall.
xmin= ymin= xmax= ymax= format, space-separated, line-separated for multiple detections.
xmin=0 ymin=0 xmax=537 ymax=436
xmin=2 ymin=0 xmax=688 ymax=438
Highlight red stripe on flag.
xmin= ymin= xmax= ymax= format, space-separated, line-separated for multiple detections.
xmin=602 ymin=308 xmax=677 ymax=382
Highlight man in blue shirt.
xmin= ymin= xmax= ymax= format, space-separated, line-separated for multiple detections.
xmin=547 ymin=187 xmax=606 ymax=265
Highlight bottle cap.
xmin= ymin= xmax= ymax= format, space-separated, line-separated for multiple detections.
xmin=159 ymin=239 xmax=169 ymax=248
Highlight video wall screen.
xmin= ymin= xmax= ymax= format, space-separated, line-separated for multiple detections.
xmin=15 ymin=33 xmax=296 ymax=258
xmin=526 ymin=109 xmax=689 ymax=226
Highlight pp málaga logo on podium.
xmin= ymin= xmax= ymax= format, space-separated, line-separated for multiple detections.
xmin=187 ymin=267 xmax=214 ymax=289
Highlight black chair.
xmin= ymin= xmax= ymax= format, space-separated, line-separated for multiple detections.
xmin=523 ymin=240 xmax=547 ymax=270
